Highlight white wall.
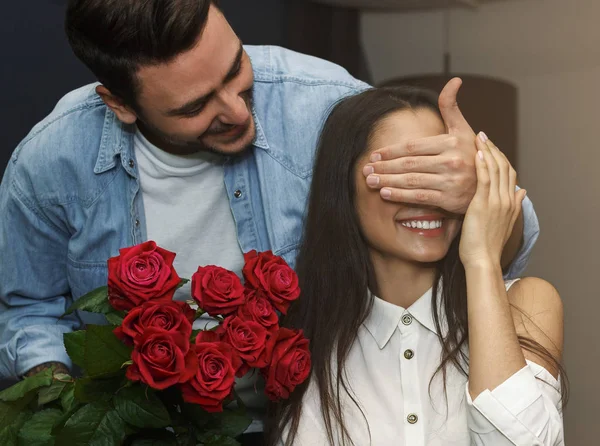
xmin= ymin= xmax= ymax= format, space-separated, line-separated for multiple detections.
xmin=361 ymin=0 xmax=600 ymax=443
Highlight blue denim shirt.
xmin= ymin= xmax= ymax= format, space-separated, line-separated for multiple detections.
xmin=0 ymin=46 xmax=539 ymax=378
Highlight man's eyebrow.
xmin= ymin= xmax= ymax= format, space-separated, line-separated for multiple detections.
xmin=224 ymin=44 xmax=244 ymax=83
xmin=165 ymin=43 xmax=244 ymax=117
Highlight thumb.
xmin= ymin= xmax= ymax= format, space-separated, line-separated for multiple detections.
xmin=438 ymin=77 xmax=474 ymax=135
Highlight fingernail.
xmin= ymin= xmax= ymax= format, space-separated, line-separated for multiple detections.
xmin=370 ymin=153 xmax=382 ymax=162
xmin=478 ymin=131 xmax=488 ymax=143
xmin=477 ymin=150 xmax=484 ymax=160
xmin=366 ymin=175 xmax=379 ymax=187
xmin=363 ymin=165 xmax=374 ymax=176
xmin=381 ymin=188 xmax=392 ymax=199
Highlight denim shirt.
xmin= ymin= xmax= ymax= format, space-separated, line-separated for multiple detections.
xmin=0 ymin=46 xmax=539 ymax=378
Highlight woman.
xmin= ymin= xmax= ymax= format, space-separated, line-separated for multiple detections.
xmin=267 ymin=86 xmax=566 ymax=445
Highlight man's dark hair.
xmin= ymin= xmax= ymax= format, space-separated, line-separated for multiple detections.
xmin=65 ymin=0 xmax=215 ymax=108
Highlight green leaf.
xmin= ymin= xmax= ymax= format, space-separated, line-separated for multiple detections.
xmin=85 ymin=325 xmax=133 ymax=377
xmin=0 ymin=424 xmax=18 ymax=446
xmin=113 ymin=386 xmax=170 ymax=429
xmin=0 ymin=368 xmax=53 ymax=403
xmin=63 ymin=331 xmax=86 ymax=368
xmin=64 ymin=286 xmax=111 ymax=316
xmin=176 ymin=279 xmax=190 ymax=290
xmin=180 ymin=403 xmax=213 ymax=430
xmin=213 ymin=410 xmax=251 ymax=439
xmin=38 ymin=379 xmax=68 ymax=406
xmin=203 ymin=435 xmax=241 ymax=446
xmin=54 ymin=402 xmax=126 ymax=446
xmin=192 ymin=409 xmax=250 ymax=444
xmin=74 ymin=376 xmax=123 ymax=403
xmin=17 ymin=408 xmax=63 ymax=446
xmin=60 ymin=384 xmax=75 ymax=413
xmin=175 ymin=429 xmax=196 ymax=446
xmin=105 ymin=311 xmax=126 ymax=326
xmin=127 ymin=430 xmax=178 ymax=446
xmin=0 ymin=398 xmax=36 ymax=430
xmin=0 ymin=411 xmax=32 ymax=446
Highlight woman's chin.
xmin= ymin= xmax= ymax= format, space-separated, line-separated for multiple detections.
xmin=403 ymin=246 xmax=451 ymax=265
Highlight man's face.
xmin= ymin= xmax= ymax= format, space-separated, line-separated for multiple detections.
xmin=133 ymin=5 xmax=256 ymax=155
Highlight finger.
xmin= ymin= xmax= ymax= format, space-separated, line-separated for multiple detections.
xmin=363 ymin=155 xmax=448 ymax=177
xmin=486 ymin=139 xmax=509 ymax=204
xmin=510 ymin=189 xmax=527 ymax=229
xmin=438 ymin=77 xmax=475 ymax=135
xmin=474 ymin=135 xmax=491 ymax=199
xmin=369 ymin=134 xmax=452 ymax=162
xmin=477 ymin=134 xmax=499 ymax=199
xmin=380 ymin=187 xmax=442 ymax=206
xmin=366 ymin=173 xmax=443 ymax=190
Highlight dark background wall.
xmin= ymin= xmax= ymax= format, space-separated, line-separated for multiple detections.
xmin=0 ymin=0 xmax=288 ymax=177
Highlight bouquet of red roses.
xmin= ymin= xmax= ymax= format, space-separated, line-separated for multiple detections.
xmin=0 ymin=241 xmax=311 ymax=446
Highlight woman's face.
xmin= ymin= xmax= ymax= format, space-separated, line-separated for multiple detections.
xmin=355 ymin=108 xmax=462 ymax=265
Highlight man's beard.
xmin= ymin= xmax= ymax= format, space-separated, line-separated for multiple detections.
xmin=137 ymin=89 xmax=255 ymax=157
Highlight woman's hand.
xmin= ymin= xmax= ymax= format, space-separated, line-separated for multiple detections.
xmin=459 ymin=132 xmax=527 ymax=269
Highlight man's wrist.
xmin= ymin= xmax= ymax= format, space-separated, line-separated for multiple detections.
xmin=25 ymin=361 xmax=70 ymax=378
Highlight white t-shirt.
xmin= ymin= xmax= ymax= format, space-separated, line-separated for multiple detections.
xmin=133 ymin=129 xmax=245 ymax=299
xmin=134 ymin=129 xmax=265 ymax=430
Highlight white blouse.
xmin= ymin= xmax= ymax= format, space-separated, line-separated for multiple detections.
xmin=284 ymin=280 xmax=564 ymax=445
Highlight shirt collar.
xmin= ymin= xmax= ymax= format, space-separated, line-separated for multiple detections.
xmin=251 ymin=105 xmax=269 ymax=150
xmin=94 ymin=103 xmax=270 ymax=174
xmin=363 ymin=286 xmax=448 ymax=350
xmin=94 ymin=107 xmax=135 ymax=175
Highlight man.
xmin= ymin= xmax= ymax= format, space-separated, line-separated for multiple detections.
xmin=0 ymin=0 xmax=538 ymax=442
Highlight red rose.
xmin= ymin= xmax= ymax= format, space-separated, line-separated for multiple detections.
xmin=191 ymin=266 xmax=245 ymax=316
xmin=126 ymin=328 xmax=197 ymax=390
xmin=108 ymin=241 xmax=181 ymax=311
xmin=242 ymin=250 xmax=300 ymax=314
xmin=222 ymin=316 xmax=275 ymax=376
xmin=262 ymin=328 xmax=311 ymax=401
xmin=237 ymin=289 xmax=279 ymax=331
xmin=180 ymin=340 xmax=237 ymax=413
xmin=114 ymin=300 xmax=195 ymax=345
xmin=196 ymin=330 xmax=243 ymax=373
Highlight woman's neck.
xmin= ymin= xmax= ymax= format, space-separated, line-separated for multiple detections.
xmin=370 ymin=251 xmax=437 ymax=308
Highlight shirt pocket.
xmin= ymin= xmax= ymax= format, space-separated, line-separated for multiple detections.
xmin=66 ymin=257 xmax=110 ymax=326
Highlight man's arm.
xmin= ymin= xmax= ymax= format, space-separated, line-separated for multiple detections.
xmin=0 ymin=162 xmax=81 ymax=379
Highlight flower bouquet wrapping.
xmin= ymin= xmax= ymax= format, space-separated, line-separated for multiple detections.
xmin=0 ymin=241 xmax=311 ymax=445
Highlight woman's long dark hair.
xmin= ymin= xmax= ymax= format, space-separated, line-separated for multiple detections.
xmin=265 ymin=87 xmax=567 ymax=446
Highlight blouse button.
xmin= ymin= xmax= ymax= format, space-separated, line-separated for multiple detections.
xmin=401 ymin=314 xmax=413 ymax=325
xmin=234 ymin=190 xmax=243 ymax=199
xmin=404 ymin=349 xmax=414 ymax=360
xmin=407 ymin=413 xmax=418 ymax=424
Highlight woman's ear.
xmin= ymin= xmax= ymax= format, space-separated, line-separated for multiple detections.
xmin=96 ymin=85 xmax=138 ymax=125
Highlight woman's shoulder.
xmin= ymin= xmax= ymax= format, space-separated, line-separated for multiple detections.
xmin=506 ymin=277 xmax=563 ymax=318
xmin=506 ymin=277 xmax=564 ymax=378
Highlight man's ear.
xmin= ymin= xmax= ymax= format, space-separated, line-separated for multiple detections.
xmin=96 ymin=85 xmax=138 ymax=125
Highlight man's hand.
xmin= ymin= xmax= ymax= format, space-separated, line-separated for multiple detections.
xmin=25 ymin=362 xmax=70 ymax=378
xmin=362 ymin=77 xmax=478 ymax=214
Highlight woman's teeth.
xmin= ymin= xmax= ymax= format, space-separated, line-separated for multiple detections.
xmin=400 ymin=220 xmax=443 ymax=229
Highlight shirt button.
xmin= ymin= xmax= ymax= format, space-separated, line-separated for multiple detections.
xmin=407 ymin=413 xmax=418 ymax=424
xmin=234 ymin=190 xmax=243 ymax=199
xmin=404 ymin=349 xmax=414 ymax=360
xmin=401 ymin=314 xmax=413 ymax=325
xmin=135 ymin=219 xmax=140 ymax=227
xmin=128 ymin=159 xmax=135 ymax=168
